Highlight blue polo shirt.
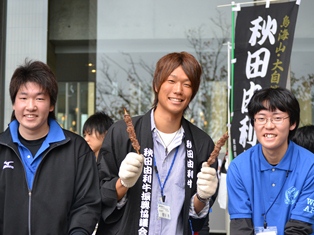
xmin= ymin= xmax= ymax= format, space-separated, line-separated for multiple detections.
xmin=9 ymin=118 xmax=65 ymax=189
xmin=227 ymin=141 xmax=314 ymax=235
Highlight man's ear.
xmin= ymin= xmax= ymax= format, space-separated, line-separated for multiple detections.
xmin=290 ymin=122 xmax=297 ymax=131
xmin=49 ymin=105 xmax=55 ymax=112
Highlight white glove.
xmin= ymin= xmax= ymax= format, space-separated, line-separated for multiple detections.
xmin=119 ymin=152 xmax=144 ymax=188
xmin=196 ymin=162 xmax=218 ymax=200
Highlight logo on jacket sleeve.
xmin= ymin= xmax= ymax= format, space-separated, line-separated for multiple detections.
xmin=3 ymin=161 xmax=14 ymax=169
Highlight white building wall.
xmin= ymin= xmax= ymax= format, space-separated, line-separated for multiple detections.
xmin=4 ymin=0 xmax=48 ymax=127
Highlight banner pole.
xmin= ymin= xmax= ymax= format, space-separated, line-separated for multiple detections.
xmin=229 ymin=2 xmax=237 ymax=161
xmin=226 ymin=41 xmax=231 ymax=159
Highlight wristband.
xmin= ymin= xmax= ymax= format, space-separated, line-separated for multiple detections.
xmin=196 ymin=193 xmax=210 ymax=204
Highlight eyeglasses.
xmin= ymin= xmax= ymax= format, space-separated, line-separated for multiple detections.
xmin=254 ymin=116 xmax=289 ymax=125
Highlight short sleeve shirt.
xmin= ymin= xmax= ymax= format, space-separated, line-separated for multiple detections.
xmin=227 ymin=141 xmax=314 ymax=235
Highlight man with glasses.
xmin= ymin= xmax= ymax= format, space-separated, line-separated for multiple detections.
xmin=227 ymin=87 xmax=314 ymax=235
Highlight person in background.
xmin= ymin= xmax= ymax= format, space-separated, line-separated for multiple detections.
xmin=83 ymin=111 xmax=114 ymax=161
xmin=0 ymin=60 xmax=101 ymax=235
xmin=227 ymin=87 xmax=314 ymax=235
xmin=97 ymin=51 xmax=219 ymax=235
xmin=291 ymin=124 xmax=314 ymax=154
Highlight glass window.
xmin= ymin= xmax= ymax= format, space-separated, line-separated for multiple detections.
xmin=56 ymin=82 xmax=95 ymax=135
xmin=47 ymin=0 xmax=314 ymax=137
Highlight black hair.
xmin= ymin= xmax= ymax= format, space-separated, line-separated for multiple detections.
xmin=82 ymin=111 xmax=114 ymax=136
xmin=292 ymin=125 xmax=314 ymax=153
xmin=248 ymin=87 xmax=300 ymax=140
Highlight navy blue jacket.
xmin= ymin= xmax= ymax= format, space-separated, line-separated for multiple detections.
xmin=0 ymin=123 xmax=101 ymax=235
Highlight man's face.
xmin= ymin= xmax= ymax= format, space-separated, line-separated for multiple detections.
xmin=155 ymin=66 xmax=192 ymax=117
xmin=84 ymin=130 xmax=105 ymax=157
xmin=13 ymin=82 xmax=54 ymax=140
xmin=253 ymin=108 xmax=296 ymax=161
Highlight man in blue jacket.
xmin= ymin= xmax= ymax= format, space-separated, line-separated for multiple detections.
xmin=0 ymin=60 xmax=101 ymax=234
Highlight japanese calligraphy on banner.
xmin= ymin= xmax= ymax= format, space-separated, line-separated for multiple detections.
xmin=231 ymin=1 xmax=299 ymax=157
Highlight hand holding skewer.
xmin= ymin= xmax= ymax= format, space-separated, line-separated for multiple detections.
xmin=197 ymin=132 xmax=228 ymax=201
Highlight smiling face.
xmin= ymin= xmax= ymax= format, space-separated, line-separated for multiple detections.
xmin=254 ymin=108 xmax=296 ymax=164
xmin=155 ymin=66 xmax=192 ymax=118
xmin=13 ymin=82 xmax=54 ymax=140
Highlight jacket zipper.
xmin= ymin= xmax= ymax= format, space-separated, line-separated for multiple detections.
xmin=28 ymin=191 xmax=32 ymax=235
xmin=26 ymin=145 xmax=61 ymax=235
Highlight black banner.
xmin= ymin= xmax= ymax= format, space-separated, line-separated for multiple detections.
xmin=231 ymin=1 xmax=299 ymax=157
